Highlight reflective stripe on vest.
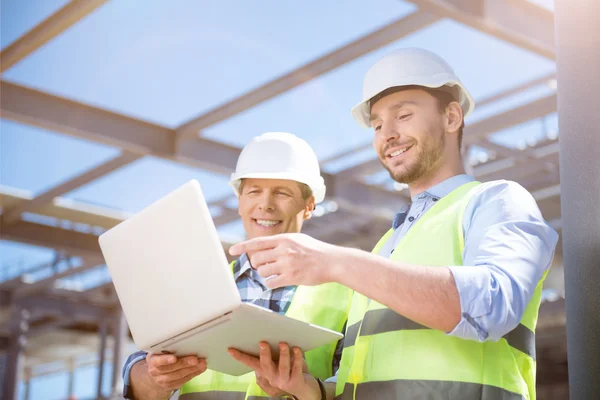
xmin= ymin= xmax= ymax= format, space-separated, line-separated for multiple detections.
xmin=180 ymin=392 xmax=248 ymax=400
xmin=178 ymin=394 xmax=271 ymax=400
xmin=181 ymin=260 xmax=353 ymax=398
xmin=343 ymin=309 xmax=535 ymax=359
xmin=336 ymin=181 xmax=543 ymax=400
xmin=335 ymin=381 xmax=526 ymax=400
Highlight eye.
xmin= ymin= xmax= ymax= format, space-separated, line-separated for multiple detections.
xmin=398 ymin=113 xmax=412 ymax=121
xmin=373 ymin=123 xmax=382 ymax=132
xmin=247 ymin=190 xmax=259 ymax=194
xmin=276 ymin=191 xmax=291 ymax=197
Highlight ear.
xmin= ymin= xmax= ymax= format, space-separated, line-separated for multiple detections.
xmin=303 ymin=196 xmax=316 ymax=220
xmin=445 ymin=101 xmax=463 ymax=134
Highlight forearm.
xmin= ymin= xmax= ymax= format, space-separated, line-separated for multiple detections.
xmin=296 ymin=374 xmax=335 ymax=400
xmin=130 ymin=360 xmax=173 ymax=400
xmin=330 ymin=247 xmax=461 ymax=333
xmin=325 ymin=382 xmax=336 ymax=400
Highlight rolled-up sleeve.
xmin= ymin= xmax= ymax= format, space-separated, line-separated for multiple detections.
xmin=122 ymin=350 xmax=148 ymax=397
xmin=447 ymin=181 xmax=558 ymax=342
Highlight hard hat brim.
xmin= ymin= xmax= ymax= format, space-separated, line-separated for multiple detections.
xmin=351 ymin=80 xmax=475 ymax=128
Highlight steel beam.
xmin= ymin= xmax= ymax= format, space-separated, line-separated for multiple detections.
xmin=0 ymin=0 xmax=107 ymax=73
xmin=12 ymin=294 xmax=110 ymax=321
xmin=1 ymin=185 xmax=129 ymax=230
xmin=1 ymin=220 xmax=101 ymax=257
xmin=1 ymin=81 xmax=406 ymax=211
xmin=464 ymin=94 xmax=557 ymax=145
xmin=2 ymin=152 xmax=140 ymax=224
xmin=475 ymin=73 xmax=556 ymax=108
xmin=408 ymin=0 xmax=555 ymax=58
xmin=477 ymin=152 xmax=558 ymax=183
xmin=175 ymin=11 xmax=440 ymax=137
xmin=473 ymin=139 xmax=559 ymax=178
xmin=15 ymin=258 xmax=104 ymax=299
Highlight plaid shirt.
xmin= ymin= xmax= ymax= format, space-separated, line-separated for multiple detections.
xmin=233 ymin=253 xmax=296 ymax=313
xmin=122 ymin=253 xmax=343 ymax=397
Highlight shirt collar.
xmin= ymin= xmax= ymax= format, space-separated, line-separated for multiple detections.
xmin=391 ymin=174 xmax=474 ymax=230
xmin=411 ymin=174 xmax=475 ymax=202
xmin=233 ymin=253 xmax=252 ymax=281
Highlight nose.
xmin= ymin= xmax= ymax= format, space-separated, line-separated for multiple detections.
xmin=257 ymin=192 xmax=275 ymax=212
xmin=380 ymin=120 xmax=400 ymax=143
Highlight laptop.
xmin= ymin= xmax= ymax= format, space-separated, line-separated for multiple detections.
xmin=98 ymin=179 xmax=343 ymax=376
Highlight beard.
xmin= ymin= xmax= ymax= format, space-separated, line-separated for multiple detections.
xmin=380 ymin=127 xmax=446 ymax=184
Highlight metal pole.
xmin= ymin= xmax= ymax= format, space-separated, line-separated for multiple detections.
xmin=111 ymin=309 xmax=128 ymax=396
xmin=97 ymin=319 xmax=108 ymax=399
xmin=67 ymin=358 xmax=75 ymax=399
xmin=555 ymin=0 xmax=600 ymax=398
xmin=2 ymin=308 xmax=29 ymax=400
xmin=22 ymin=367 xmax=31 ymax=400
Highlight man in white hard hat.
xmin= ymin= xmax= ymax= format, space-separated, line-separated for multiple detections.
xmin=227 ymin=48 xmax=558 ymax=399
xmin=121 ymin=132 xmax=352 ymax=399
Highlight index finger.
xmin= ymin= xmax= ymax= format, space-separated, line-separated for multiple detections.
xmin=228 ymin=348 xmax=262 ymax=371
xmin=229 ymin=236 xmax=281 ymax=256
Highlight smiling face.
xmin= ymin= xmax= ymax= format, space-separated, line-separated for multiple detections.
xmin=370 ymin=88 xmax=458 ymax=186
xmin=237 ymin=178 xmax=315 ymax=239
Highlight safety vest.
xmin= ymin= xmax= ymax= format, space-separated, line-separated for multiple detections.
xmin=335 ymin=181 xmax=544 ymax=400
xmin=180 ymin=260 xmax=353 ymax=399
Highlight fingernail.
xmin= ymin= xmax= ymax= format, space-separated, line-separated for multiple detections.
xmin=260 ymin=344 xmax=267 ymax=350
xmin=188 ymin=358 xmax=198 ymax=366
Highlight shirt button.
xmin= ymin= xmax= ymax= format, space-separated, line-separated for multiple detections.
xmin=408 ymin=216 xmax=415 ymax=222
xmin=432 ymin=198 xmax=439 ymax=202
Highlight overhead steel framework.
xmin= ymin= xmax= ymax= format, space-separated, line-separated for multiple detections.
xmin=0 ymin=1 xmax=573 ymax=398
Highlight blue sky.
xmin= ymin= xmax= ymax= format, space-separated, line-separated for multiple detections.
xmin=1 ymin=0 xmax=556 ymax=398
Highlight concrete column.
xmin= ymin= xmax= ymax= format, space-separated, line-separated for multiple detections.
xmin=555 ymin=0 xmax=600 ymax=398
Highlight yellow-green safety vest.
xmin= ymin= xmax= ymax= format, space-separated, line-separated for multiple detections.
xmin=180 ymin=260 xmax=353 ymax=399
xmin=335 ymin=181 xmax=545 ymax=400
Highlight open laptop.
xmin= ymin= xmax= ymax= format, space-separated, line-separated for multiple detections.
xmin=98 ymin=179 xmax=343 ymax=376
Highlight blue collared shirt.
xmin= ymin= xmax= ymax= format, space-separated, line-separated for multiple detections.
xmin=381 ymin=174 xmax=558 ymax=341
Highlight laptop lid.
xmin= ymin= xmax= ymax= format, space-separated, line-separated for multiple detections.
xmin=99 ymin=180 xmax=241 ymax=349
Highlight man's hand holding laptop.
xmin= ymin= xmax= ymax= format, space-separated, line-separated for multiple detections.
xmin=229 ymin=342 xmax=321 ymax=400
xmin=130 ymin=353 xmax=207 ymax=395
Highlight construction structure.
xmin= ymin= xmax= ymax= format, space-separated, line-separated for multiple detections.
xmin=2 ymin=0 xmax=593 ymax=398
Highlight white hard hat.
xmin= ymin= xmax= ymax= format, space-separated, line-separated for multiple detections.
xmin=230 ymin=132 xmax=326 ymax=203
xmin=351 ymin=48 xmax=475 ymax=128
